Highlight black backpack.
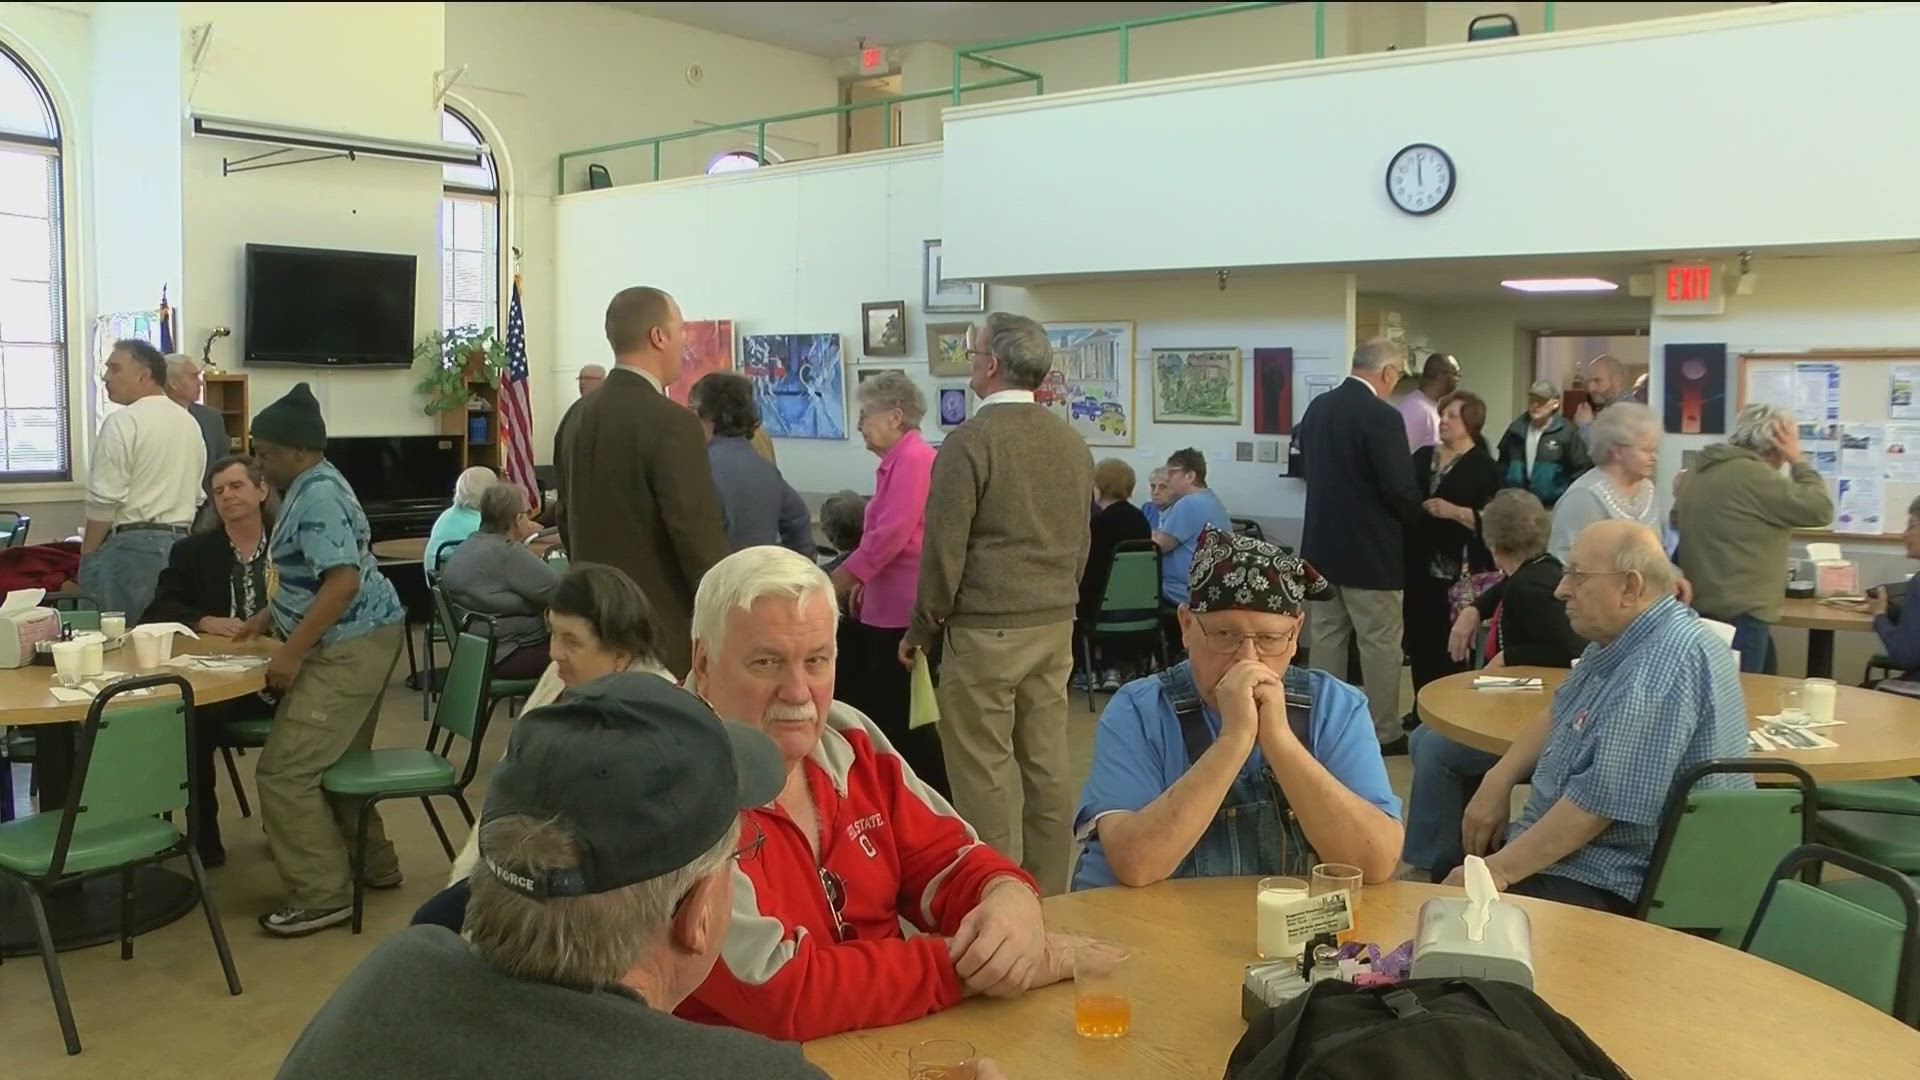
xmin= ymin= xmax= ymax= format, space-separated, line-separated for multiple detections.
xmin=1225 ymin=978 xmax=1632 ymax=1080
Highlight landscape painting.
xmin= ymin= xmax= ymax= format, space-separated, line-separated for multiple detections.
xmin=669 ymin=319 xmax=734 ymax=405
xmin=1040 ymin=322 xmax=1136 ymax=447
xmin=740 ymin=333 xmax=845 ymax=440
xmin=1152 ymin=348 xmax=1241 ymax=424
xmin=927 ymin=322 xmax=973 ymax=377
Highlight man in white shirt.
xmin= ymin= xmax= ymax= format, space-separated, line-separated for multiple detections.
xmin=80 ymin=339 xmax=207 ymax=620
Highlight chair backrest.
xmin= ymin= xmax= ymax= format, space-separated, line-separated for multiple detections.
xmin=1700 ymin=618 xmax=1738 ymax=649
xmin=49 ymin=676 xmax=195 ymax=878
xmin=587 ymin=163 xmax=612 ymax=190
xmin=431 ymin=583 xmax=462 ymax=645
xmin=431 ymin=539 xmax=463 ymax=578
xmin=1230 ymin=517 xmax=1265 ymax=541
xmin=544 ymin=552 xmax=570 ymax=574
xmin=1100 ymin=542 xmax=1162 ymax=615
xmin=46 ymin=591 xmax=99 ymax=612
xmin=59 ymin=609 xmax=102 ymax=632
xmin=1635 ymin=758 xmax=1814 ymax=942
xmin=1468 ymin=13 xmax=1519 ymax=40
xmin=0 ymin=510 xmax=28 ymax=547
xmin=1742 ymin=844 xmax=1920 ymax=1025
xmin=435 ymin=614 xmax=501 ymax=778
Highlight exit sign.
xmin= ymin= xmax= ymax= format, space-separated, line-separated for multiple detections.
xmin=861 ymin=47 xmax=883 ymax=72
xmin=1654 ymin=262 xmax=1725 ymax=315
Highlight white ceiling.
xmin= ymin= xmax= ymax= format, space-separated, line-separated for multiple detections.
xmin=612 ymin=2 xmax=1215 ymax=57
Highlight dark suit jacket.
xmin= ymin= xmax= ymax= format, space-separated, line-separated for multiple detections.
xmin=143 ymin=530 xmax=245 ymax=626
xmin=559 ymin=368 xmax=728 ymax=675
xmin=552 ymin=396 xmax=585 ymax=546
xmin=1297 ymin=377 xmax=1423 ymax=590
xmin=1407 ymin=441 xmax=1502 ymax=581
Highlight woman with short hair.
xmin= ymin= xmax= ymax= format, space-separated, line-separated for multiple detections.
xmin=1078 ymin=458 xmax=1152 ymax=691
xmin=817 ymin=490 xmax=869 ymax=573
xmin=426 ymin=466 xmax=496 ymax=579
xmin=1403 ymin=390 xmax=1502 ymax=701
xmin=1548 ymin=402 xmax=1663 ymax=563
xmin=689 ymin=372 xmax=813 ymax=557
xmin=439 ymin=484 xmax=560 ymax=677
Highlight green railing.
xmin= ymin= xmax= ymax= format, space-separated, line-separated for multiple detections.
xmin=555 ymin=72 xmax=1039 ymax=189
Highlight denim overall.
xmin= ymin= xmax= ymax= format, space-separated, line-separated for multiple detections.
xmin=1164 ymin=664 xmax=1317 ymax=880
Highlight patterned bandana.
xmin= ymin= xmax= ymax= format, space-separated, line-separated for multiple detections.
xmin=1186 ymin=526 xmax=1331 ymax=616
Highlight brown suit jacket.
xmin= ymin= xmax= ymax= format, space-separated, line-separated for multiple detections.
xmin=558 ymin=367 xmax=728 ymax=675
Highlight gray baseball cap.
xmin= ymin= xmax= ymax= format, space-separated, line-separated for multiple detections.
xmin=1527 ymin=380 xmax=1560 ymax=401
xmin=478 ymin=672 xmax=785 ymax=898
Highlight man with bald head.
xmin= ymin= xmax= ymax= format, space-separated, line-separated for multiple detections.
xmin=1394 ymin=351 xmax=1461 ymax=452
xmin=1447 ymin=520 xmax=1749 ymax=912
xmin=576 ymin=364 xmax=606 ymax=397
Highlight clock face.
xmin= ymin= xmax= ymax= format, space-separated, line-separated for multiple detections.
xmin=1386 ymin=143 xmax=1456 ymax=216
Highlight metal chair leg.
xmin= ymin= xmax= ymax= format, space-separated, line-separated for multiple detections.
xmin=119 ymin=867 xmax=134 ymax=960
xmin=221 ymin=745 xmax=251 ymax=818
xmin=421 ymin=796 xmax=454 ymax=860
xmin=26 ymin=886 xmax=81 ymax=1054
xmin=185 ymin=848 xmax=243 ymax=995
xmin=350 ymin=801 xmax=371 ymax=935
xmin=452 ymin=791 xmax=475 ymax=826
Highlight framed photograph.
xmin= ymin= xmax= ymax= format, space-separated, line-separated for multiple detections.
xmin=862 ymin=301 xmax=908 ymax=357
xmin=927 ymin=321 xmax=973 ymax=377
xmin=923 ymin=239 xmax=986 ymax=313
xmin=857 ymin=366 xmax=905 ymax=385
xmin=1151 ymin=348 xmax=1243 ymax=425
xmin=1040 ymin=322 xmax=1135 ymax=447
xmin=740 ymin=333 xmax=845 ymax=440
xmin=938 ymin=386 xmax=969 ymax=428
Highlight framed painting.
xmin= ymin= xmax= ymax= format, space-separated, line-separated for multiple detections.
xmin=923 ymin=239 xmax=986 ymax=313
xmin=862 ymin=301 xmax=908 ymax=357
xmin=1251 ymin=347 xmax=1293 ymax=435
xmin=1040 ymin=322 xmax=1136 ymax=447
xmin=856 ymin=366 xmax=905 ymax=385
xmin=938 ymin=386 xmax=969 ymax=428
xmin=927 ymin=321 xmax=973 ymax=377
xmin=739 ymin=333 xmax=845 ymax=440
xmin=668 ymin=319 xmax=735 ymax=405
xmin=1151 ymin=348 xmax=1242 ymax=424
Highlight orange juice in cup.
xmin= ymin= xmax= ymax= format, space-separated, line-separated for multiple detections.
xmin=1072 ymin=941 xmax=1133 ymax=1039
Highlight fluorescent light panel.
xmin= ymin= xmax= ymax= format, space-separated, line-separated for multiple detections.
xmin=1500 ymin=277 xmax=1620 ymax=293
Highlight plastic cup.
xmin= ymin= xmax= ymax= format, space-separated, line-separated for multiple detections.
xmin=77 ymin=633 xmax=104 ymax=676
xmin=1778 ymin=684 xmax=1808 ymax=724
xmin=1310 ymin=862 xmax=1365 ymax=944
xmin=130 ymin=630 xmax=166 ymax=669
xmin=100 ymin=612 xmax=126 ymax=639
xmin=50 ymin=640 xmax=84 ymax=680
xmin=906 ymin=1039 xmax=977 ymax=1080
xmin=1073 ymin=940 xmax=1132 ymax=1039
xmin=1256 ymin=875 xmax=1309 ymax=959
xmin=1805 ymin=678 xmax=1838 ymax=725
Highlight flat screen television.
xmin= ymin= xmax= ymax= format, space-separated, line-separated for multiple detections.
xmin=326 ymin=435 xmax=462 ymax=508
xmin=244 ymin=244 xmax=416 ymax=367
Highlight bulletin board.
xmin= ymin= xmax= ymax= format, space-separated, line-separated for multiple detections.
xmin=1736 ymin=349 xmax=1920 ymax=540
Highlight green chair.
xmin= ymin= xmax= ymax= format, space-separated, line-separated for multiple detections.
xmin=544 ymin=552 xmax=570 ymax=575
xmin=322 ymin=612 xmax=500 ymax=933
xmin=215 ymin=713 xmax=277 ymax=819
xmin=1632 ymin=759 xmax=1815 ymax=942
xmin=0 ymin=676 xmax=241 ymax=1054
xmin=1815 ymin=807 xmax=1920 ymax=873
xmin=414 ymin=541 xmax=467 ymax=726
xmin=1467 ymin=13 xmax=1519 ymax=40
xmin=0 ymin=509 xmax=32 ymax=547
xmin=1818 ymin=777 xmax=1920 ymax=814
xmin=1741 ymin=844 xmax=1919 ymax=1027
xmin=425 ymin=585 xmax=538 ymax=755
xmin=1864 ymin=653 xmax=1900 ymax=686
xmin=1078 ymin=540 xmax=1166 ymax=712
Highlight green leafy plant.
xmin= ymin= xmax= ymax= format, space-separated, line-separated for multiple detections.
xmin=413 ymin=325 xmax=506 ymax=415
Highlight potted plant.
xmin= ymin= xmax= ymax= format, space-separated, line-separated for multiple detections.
xmin=413 ymin=325 xmax=507 ymax=415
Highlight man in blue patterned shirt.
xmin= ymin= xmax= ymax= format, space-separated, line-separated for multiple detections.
xmin=1448 ymin=520 xmax=1749 ymax=912
xmin=242 ymin=383 xmax=410 ymax=937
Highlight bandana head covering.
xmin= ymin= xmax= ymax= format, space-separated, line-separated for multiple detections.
xmin=1186 ymin=526 xmax=1331 ymax=616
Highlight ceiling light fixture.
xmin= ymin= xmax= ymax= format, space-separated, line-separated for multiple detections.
xmin=1499 ymin=277 xmax=1620 ymax=294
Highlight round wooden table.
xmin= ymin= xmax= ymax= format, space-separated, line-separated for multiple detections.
xmin=804 ymin=878 xmax=1917 ymax=1078
xmin=1417 ymin=666 xmax=1920 ymax=780
xmin=1776 ymin=596 xmax=1877 ymax=680
xmin=1 ymin=634 xmax=270 ymax=957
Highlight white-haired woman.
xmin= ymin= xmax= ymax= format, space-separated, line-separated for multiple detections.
xmin=1547 ymin=402 xmax=1665 ymax=564
xmin=426 ymin=466 xmax=497 ymax=580
xmin=1674 ymin=402 xmax=1833 ymax=672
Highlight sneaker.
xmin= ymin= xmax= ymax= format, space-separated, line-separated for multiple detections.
xmin=1100 ymin=668 xmax=1123 ymax=692
xmin=258 ymin=904 xmax=352 ymax=937
xmin=364 ymin=868 xmax=404 ymax=890
xmin=1070 ymin=669 xmax=1094 ymax=692
xmin=1379 ymin=735 xmax=1410 ymax=757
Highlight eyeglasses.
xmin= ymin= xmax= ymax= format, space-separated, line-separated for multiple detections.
xmin=818 ymin=866 xmax=855 ymax=942
xmin=1197 ymin=626 xmax=1299 ymax=656
xmin=965 ymin=348 xmax=994 ymax=359
xmin=730 ymin=821 xmax=766 ymax=865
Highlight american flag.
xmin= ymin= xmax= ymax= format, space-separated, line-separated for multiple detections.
xmin=499 ymin=275 xmax=539 ymax=509
xmin=158 ymin=286 xmax=175 ymax=353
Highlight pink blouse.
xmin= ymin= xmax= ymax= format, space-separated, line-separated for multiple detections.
xmin=841 ymin=428 xmax=935 ymax=629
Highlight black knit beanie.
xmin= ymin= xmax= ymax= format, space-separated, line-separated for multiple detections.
xmin=251 ymin=382 xmax=328 ymax=450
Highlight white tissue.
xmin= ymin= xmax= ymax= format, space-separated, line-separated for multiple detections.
xmin=1462 ymin=855 xmax=1498 ymax=943
xmin=0 ymin=587 xmax=44 ymax=613
xmin=130 ymin=622 xmax=200 ymax=639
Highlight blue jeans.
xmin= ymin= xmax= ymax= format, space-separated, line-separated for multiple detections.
xmin=1402 ymin=724 xmax=1501 ymax=879
xmin=1506 ymin=872 xmax=1634 ymax=914
xmin=1725 ymin=613 xmax=1777 ymax=674
xmin=77 ymin=527 xmax=187 ymax=621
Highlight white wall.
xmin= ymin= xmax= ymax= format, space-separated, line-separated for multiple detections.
xmin=939 ymin=3 xmax=1920 ymax=281
xmin=89 ymin=2 xmax=181 ymax=317
xmin=553 ymin=146 xmax=1357 ymax=533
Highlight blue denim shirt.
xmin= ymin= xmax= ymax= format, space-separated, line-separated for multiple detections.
xmin=270 ymin=460 xmax=405 ymax=645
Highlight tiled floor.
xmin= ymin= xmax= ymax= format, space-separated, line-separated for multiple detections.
xmin=0 ymin=672 xmax=1422 ymax=1076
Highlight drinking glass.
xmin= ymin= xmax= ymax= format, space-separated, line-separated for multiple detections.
xmin=907 ymin=1039 xmax=977 ymax=1080
xmin=1310 ymin=862 xmax=1365 ymax=944
xmin=1256 ymin=876 xmax=1309 ymax=959
xmin=1073 ymin=940 xmax=1133 ymax=1039
xmin=1778 ymin=684 xmax=1808 ymax=723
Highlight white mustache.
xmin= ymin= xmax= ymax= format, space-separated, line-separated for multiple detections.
xmin=764 ymin=703 xmax=818 ymax=724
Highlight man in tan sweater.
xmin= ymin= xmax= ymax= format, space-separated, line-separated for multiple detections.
xmin=902 ymin=312 xmax=1094 ymax=894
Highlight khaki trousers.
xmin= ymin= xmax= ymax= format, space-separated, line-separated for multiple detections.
xmin=256 ymin=622 xmax=405 ymax=909
xmin=1308 ymin=585 xmax=1404 ymax=743
xmin=935 ymin=621 xmax=1075 ymax=895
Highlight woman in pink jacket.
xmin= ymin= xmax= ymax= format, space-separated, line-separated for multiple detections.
xmin=829 ymin=372 xmax=949 ymax=798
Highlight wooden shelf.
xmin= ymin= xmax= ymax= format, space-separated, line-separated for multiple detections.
xmin=435 ymin=377 xmax=504 ymax=472
xmin=203 ymin=372 xmax=250 ymax=455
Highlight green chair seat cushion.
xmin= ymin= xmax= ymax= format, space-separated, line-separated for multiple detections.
xmin=223 ymin=716 xmax=275 ymax=747
xmin=1092 ymin=618 xmax=1161 ymax=635
xmin=0 ymin=812 xmax=181 ymax=876
xmin=489 ymin=678 xmax=539 ymax=699
xmin=1817 ymin=810 xmax=1920 ymax=873
xmin=1822 ymin=875 xmax=1920 ymax=923
xmin=322 ymin=749 xmax=455 ymax=797
xmin=1816 ymin=778 xmax=1920 ymax=814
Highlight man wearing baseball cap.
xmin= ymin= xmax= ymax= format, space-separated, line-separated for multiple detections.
xmin=1495 ymin=380 xmax=1590 ymax=509
xmin=280 ymin=673 xmax=947 ymax=1079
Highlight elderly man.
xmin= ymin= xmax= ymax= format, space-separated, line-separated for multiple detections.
xmin=576 ymin=363 xmax=606 ymax=397
xmin=685 ymin=545 xmax=1076 ymax=1041
xmin=1675 ymin=403 xmax=1833 ymax=673
xmin=1395 ymin=351 xmax=1461 ymax=452
xmin=166 ymin=353 xmax=230 ymax=484
xmin=1449 ymin=520 xmax=1750 ymax=912
xmin=79 ymin=339 xmax=207 ymax=619
xmin=902 ymin=312 xmax=1094 ymax=894
xmin=1074 ymin=528 xmax=1402 ymax=890
xmin=1141 ymin=466 xmax=1173 ymax=533
xmin=1495 ymin=380 xmax=1590 ymax=508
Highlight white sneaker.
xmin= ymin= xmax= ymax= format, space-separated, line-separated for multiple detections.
xmin=258 ymin=904 xmax=352 ymax=937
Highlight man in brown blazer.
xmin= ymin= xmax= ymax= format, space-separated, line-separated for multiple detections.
xmin=559 ymin=287 xmax=729 ymax=675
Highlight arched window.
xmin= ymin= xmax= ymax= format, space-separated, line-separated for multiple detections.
xmin=441 ymin=106 xmax=499 ymax=333
xmin=0 ymin=43 xmax=68 ymax=480
xmin=707 ymin=149 xmax=778 ymax=176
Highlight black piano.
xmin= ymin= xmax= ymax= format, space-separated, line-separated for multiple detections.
xmin=325 ymin=434 xmax=464 ymax=543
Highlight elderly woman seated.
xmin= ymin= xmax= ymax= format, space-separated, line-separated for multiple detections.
xmin=438 ymin=483 xmax=560 ymax=678
xmin=689 ymin=371 xmax=813 ymax=557
xmin=818 ymin=490 xmax=868 ymax=572
xmin=426 ymin=466 xmax=496 ymax=579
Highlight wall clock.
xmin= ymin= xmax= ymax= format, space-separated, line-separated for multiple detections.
xmin=1386 ymin=143 xmax=1456 ymax=216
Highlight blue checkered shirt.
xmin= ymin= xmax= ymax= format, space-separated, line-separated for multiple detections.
xmin=1510 ymin=596 xmax=1751 ymax=900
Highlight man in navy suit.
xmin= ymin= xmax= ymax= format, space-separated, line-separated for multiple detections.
xmin=1296 ymin=339 xmax=1424 ymax=754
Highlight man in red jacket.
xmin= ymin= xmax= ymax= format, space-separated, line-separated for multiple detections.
xmin=680 ymin=545 xmax=1084 ymax=1042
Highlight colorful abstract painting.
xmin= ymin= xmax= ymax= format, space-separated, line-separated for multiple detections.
xmin=938 ymin=386 xmax=968 ymax=427
xmin=927 ymin=322 xmax=972 ymax=377
xmin=741 ymin=333 xmax=845 ymax=440
xmin=1041 ymin=322 xmax=1135 ymax=447
xmin=669 ymin=319 xmax=735 ymax=405
xmin=1151 ymin=348 xmax=1241 ymax=424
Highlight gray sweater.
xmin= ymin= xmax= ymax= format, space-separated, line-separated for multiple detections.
xmin=706 ymin=435 xmax=814 ymax=558
xmin=277 ymin=925 xmax=826 ymax=1080
xmin=438 ymin=532 xmax=559 ymax=652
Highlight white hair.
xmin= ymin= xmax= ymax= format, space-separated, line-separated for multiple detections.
xmin=453 ymin=466 xmax=498 ymax=509
xmin=578 ymin=364 xmax=606 ymax=379
xmin=164 ymin=353 xmax=199 ymax=379
xmin=1729 ymin=402 xmax=1792 ymax=454
xmin=1604 ymin=522 xmax=1676 ymax=596
xmin=1587 ymin=401 xmax=1657 ymax=466
xmin=1352 ymin=337 xmax=1408 ymax=373
xmin=691 ymin=545 xmax=839 ymax=657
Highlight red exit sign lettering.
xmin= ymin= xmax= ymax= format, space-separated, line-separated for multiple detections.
xmin=1666 ymin=263 xmax=1714 ymax=302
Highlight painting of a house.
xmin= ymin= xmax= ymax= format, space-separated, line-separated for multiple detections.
xmin=1042 ymin=322 xmax=1135 ymax=446
xmin=1152 ymin=348 xmax=1242 ymax=424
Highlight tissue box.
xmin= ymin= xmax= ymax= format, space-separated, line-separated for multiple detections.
xmin=1410 ymin=896 xmax=1535 ymax=989
xmin=1814 ymin=560 xmax=1858 ymax=598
